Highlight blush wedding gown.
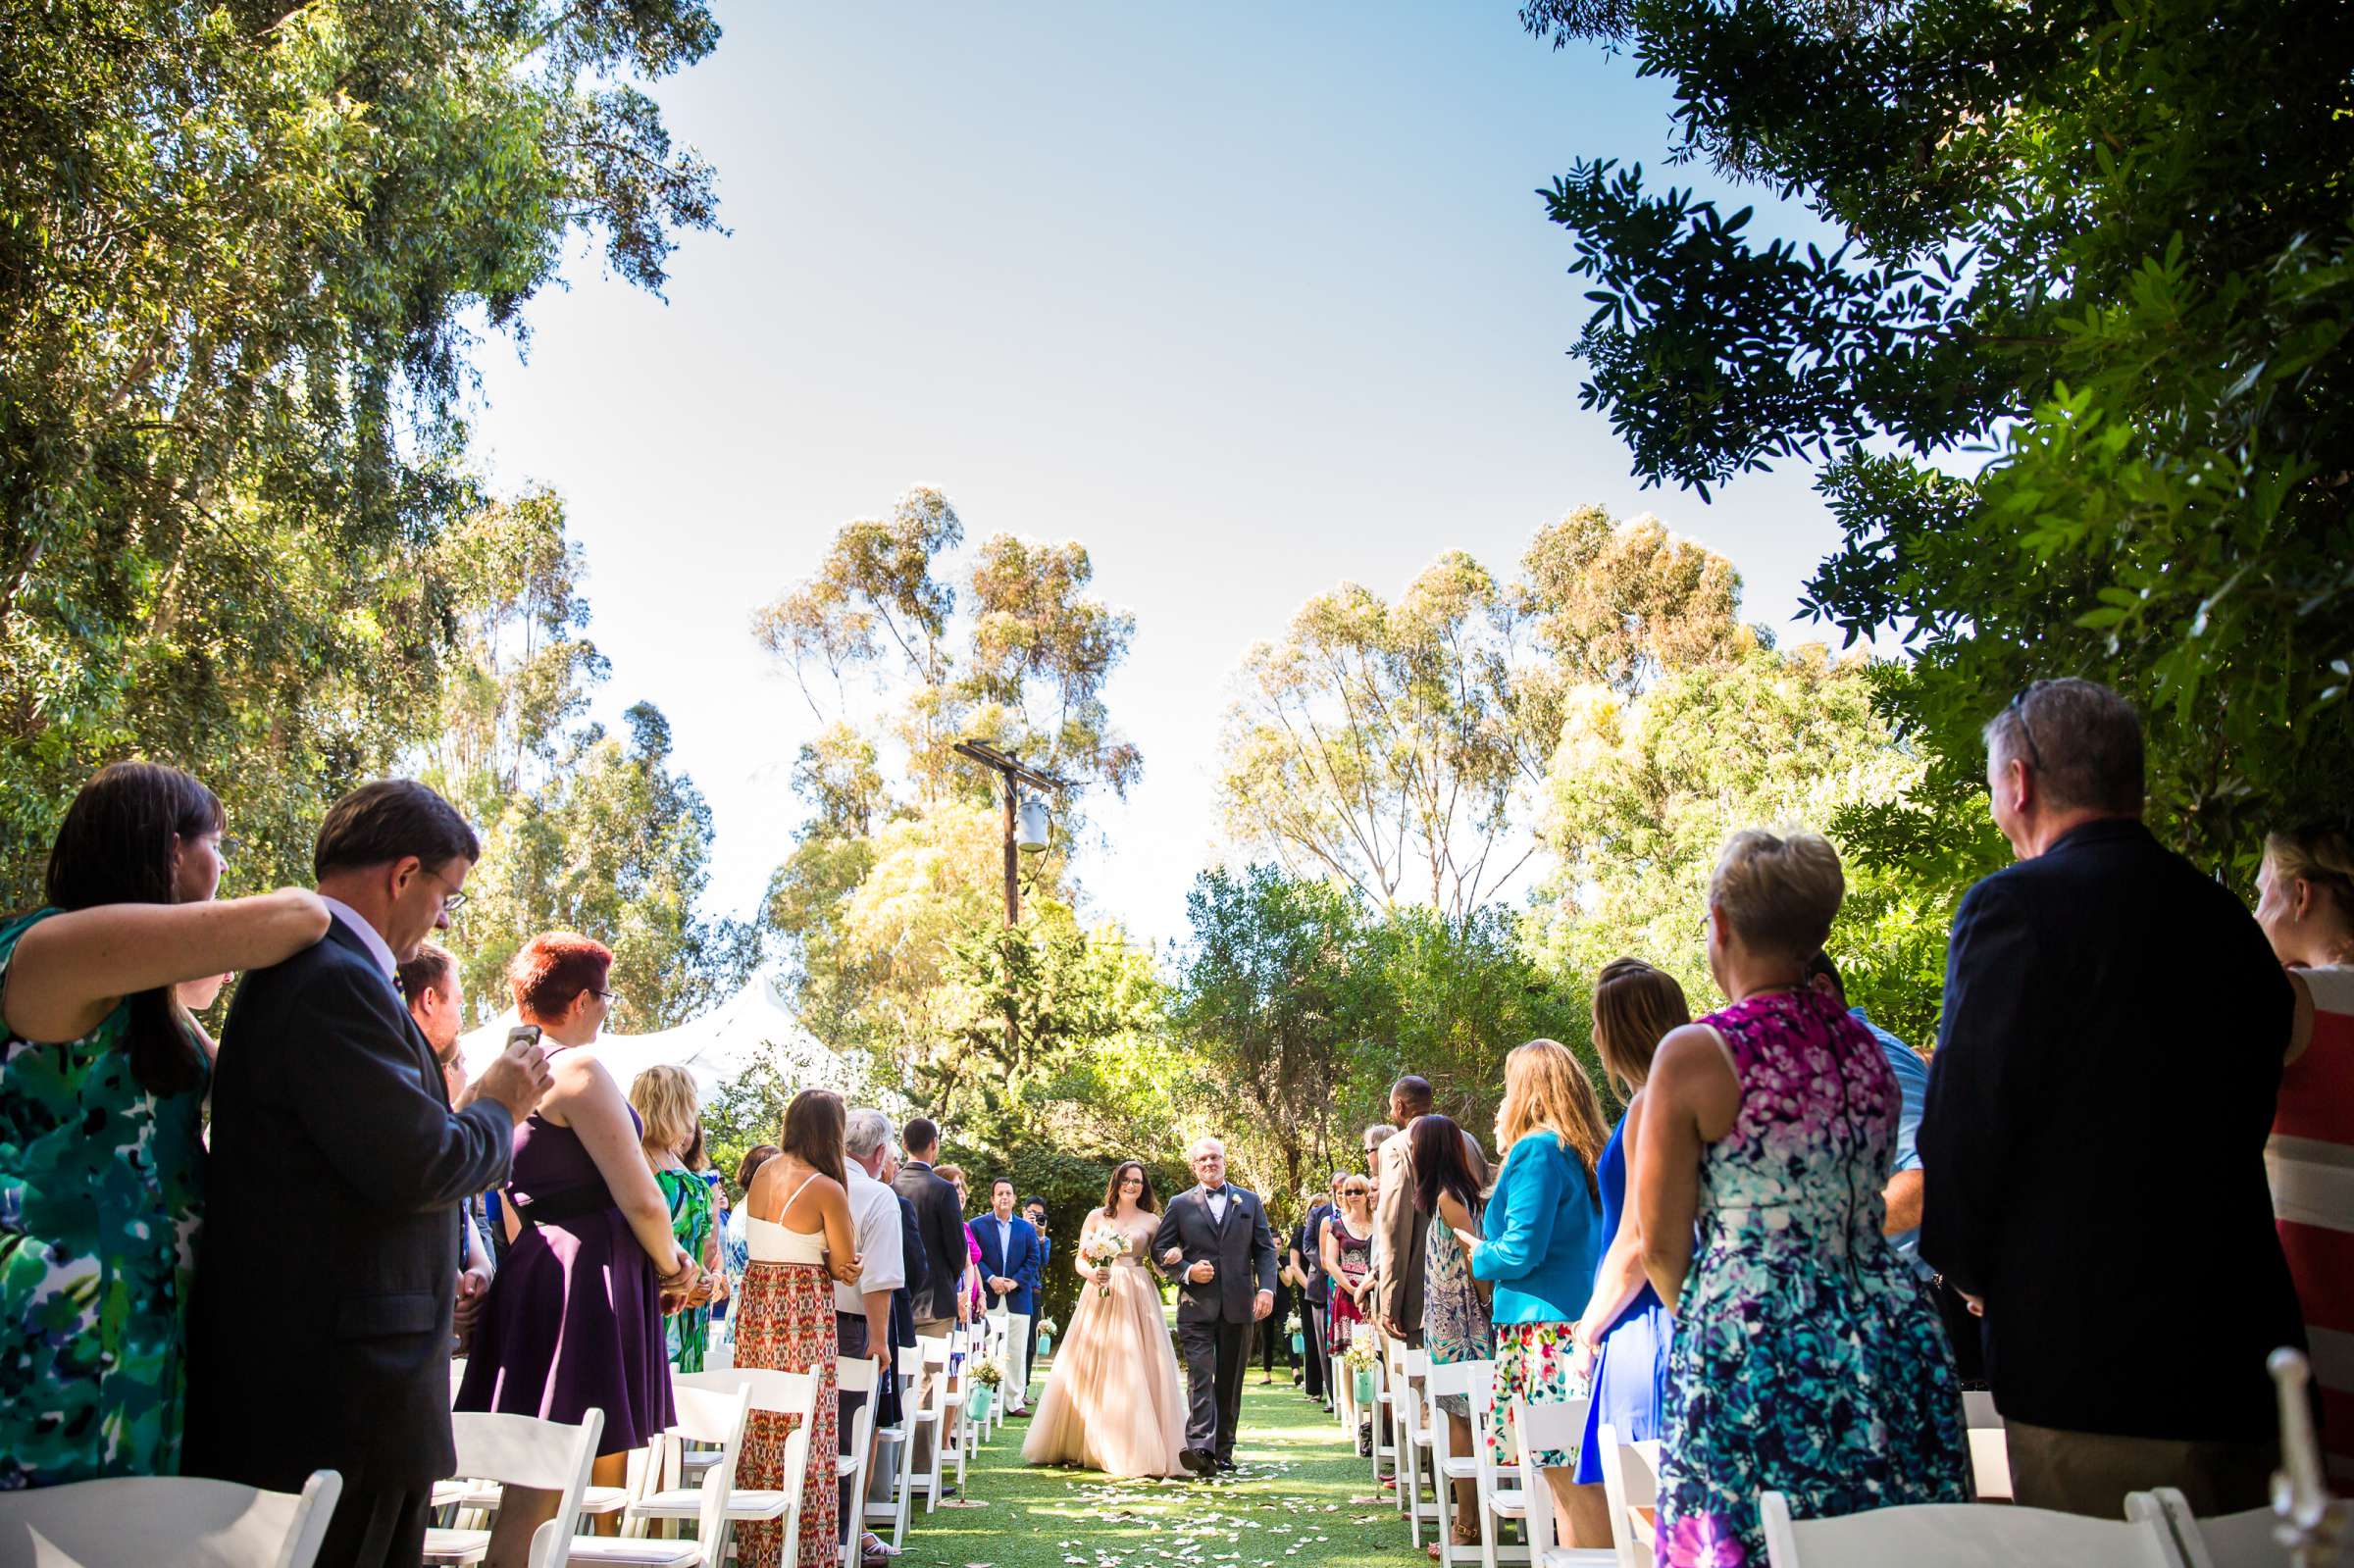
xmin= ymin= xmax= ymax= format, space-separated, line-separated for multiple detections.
xmin=1021 ymin=1207 xmax=1188 ymax=1477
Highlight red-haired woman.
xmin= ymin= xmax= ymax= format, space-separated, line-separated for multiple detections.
xmin=455 ymin=933 xmax=696 ymax=1568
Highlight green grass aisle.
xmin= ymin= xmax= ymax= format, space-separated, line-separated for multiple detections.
xmin=900 ymin=1372 xmax=1418 ymax=1568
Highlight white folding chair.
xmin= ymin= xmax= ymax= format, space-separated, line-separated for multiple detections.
xmin=1427 ymin=1359 xmax=1520 ymax=1568
xmin=0 ymin=1469 xmax=341 ymax=1568
xmin=834 ymin=1355 xmax=881 ymax=1568
xmin=1511 ymin=1395 xmax=1612 ymax=1567
xmin=621 ymin=1382 xmax=751 ymax=1554
xmin=942 ymin=1329 xmax=975 ymax=1498
xmin=1394 ymin=1344 xmax=1438 ymax=1542
xmin=1368 ymin=1333 xmax=1399 ymax=1485
xmin=665 ymin=1367 xmax=814 ymax=1545
xmin=914 ymin=1335 xmax=954 ymax=1514
xmin=1758 ymin=1490 xmax=2189 ymax=1567
xmin=1471 ymin=1367 xmax=1532 ymax=1568
xmin=1961 ymin=1391 xmax=2011 ymax=1502
xmin=2130 ymin=1488 xmax=2300 ymax=1568
xmin=426 ymin=1408 xmax=603 ymax=1568
xmin=873 ymin=1344 xmax=928 ymax=1543
xmin=1595 ymin=1425 xmax=1658 ymax=1568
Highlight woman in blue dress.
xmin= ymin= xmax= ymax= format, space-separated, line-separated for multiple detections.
xmin=1641 ymin=831 xmax=1968 ymax=1566
xmin=1563 ymin=957 xmax=1690 ymax=1545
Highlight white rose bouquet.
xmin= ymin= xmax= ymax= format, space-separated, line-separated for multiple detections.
xmin=1081 ymin=1226 xmax=1130 ymax=1296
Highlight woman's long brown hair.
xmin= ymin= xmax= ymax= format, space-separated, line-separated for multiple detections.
xmin=779 ymin=1087 xmax=846 ymax=1186
xmin=1100 ymin=1159 xmax=1160 ymax=1216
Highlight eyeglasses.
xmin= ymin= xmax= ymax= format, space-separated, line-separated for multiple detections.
xmin=2004 ymin=685 xmax=2045 ymax=774
xmin=591 ymin=988 xmax=620 ymax=1004
xmin=421 ymin=866 xmax=468 ymax=915
xmin=1343 ymin=1186 xmax=1370 ymax=1196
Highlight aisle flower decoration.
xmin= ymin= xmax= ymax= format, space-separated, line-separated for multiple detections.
xmin=1081 ymin=1226 xmax=1129 ymax=1296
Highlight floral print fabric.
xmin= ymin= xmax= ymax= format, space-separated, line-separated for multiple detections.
xmin=655 ymin=1167 xmax=713 ymax=1373
xmin=1422 ymin=1200 xmax=1491 ymax=1420
xmin=1655 ymin=988 xmax=1970 ymax=1567
xmin=0 ymin=910 xmax=207 ymax=1486
xmin=1489 ymin=1321 xmax=1576 ymax=1467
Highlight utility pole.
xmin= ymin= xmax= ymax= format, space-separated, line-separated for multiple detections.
xmin=950 ymin=738 xmax=1070 ymax=928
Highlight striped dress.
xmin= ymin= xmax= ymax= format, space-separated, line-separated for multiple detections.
xmin=2268 ymin=964 xmax=2354 ymax=1486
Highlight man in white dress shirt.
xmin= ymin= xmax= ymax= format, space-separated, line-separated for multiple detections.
xmin=842 ymin=1109 xmax=906 ymax=1562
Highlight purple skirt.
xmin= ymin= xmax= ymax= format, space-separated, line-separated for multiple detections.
xmin=454 ymin=1207 xmax=673 ymax=1456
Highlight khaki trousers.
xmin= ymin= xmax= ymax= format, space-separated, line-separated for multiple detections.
xmin=2003 ymin=1418 xmax=2277 ymax=1517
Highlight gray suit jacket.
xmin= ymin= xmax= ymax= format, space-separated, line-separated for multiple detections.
xmin=1372 ymin=1124 xmax=1491 ymax=1331
xmin=1153 ymin=1185 xmax=1278 ymax=1324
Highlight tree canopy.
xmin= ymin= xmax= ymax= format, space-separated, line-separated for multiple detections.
xmin=1523 ymin=0 xmax=2354 ymax=878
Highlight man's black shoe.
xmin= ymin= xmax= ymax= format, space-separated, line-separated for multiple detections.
xmin=1178 ymin=1448 xmax=1210 ymax=1476
xmin=1213 ymin=1456 xmax=1239 ymax=1472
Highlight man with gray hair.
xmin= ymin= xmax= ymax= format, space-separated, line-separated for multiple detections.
xmin=840 ymin=1108 xmax=904 ymax=1563
xmin=1919 ymin=678 xmax=2302 ymax=1518
xmin=1154 ymin=1136 xmax=1279 ymax=1474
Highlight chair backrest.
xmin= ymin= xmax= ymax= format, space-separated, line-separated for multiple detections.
xmin=922 ymin=1335 xmax=951 ymax=1369
xmin=1758 ymin=1491 xmax=2189 ymax=1568
xmin=2129 ymin=1488 xmax=2298 ymax=1568
xmin=0 ymin=1469 xmax=343 ymax=1568
xmin=1596 ymin=1424 xmax=1657 ymax=1568
xmin=1423 ymin=1359 xmax=1479 ymax=1479
xmin=682 ymin=1365 xmax=818 ymax=1424
xmin=838 ymin=1356 xmax=880 ymax=1397
xmin=450 ymin=1409 xmax=603 ymax=1568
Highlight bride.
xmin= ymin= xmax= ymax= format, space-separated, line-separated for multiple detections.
xmin=1022 ymin=1160 xmax=1188 ymax=1477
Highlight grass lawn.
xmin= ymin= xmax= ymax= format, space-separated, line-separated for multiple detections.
xmin=896 ymin=1360 xmax=1422 ymax=1568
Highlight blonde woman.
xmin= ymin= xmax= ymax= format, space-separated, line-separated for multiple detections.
xmin=629 ymin=1065 xmax=719 ymax=1372
xmin=1640 ymin=831 xmax=1966 ymax=1567
xmin=1463 ymin=1038 xmax=1609 ymax=1539
xmin=1319 ymin=1169 xmax=1377 ymax=1452
xmin=2253 ymin=825 xmax=2354 ymax=1482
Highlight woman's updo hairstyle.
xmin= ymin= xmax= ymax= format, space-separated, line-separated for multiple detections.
xmin=1708 ymin=829 xmax=1846 ymax=961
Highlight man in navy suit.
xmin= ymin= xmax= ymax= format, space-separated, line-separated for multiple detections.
xmin=972 ymin=1176 xmax=1044 ymax=1414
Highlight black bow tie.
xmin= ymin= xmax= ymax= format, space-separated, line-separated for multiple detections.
xmin=1206 ymin=1186 xmax=1228 ymax=1199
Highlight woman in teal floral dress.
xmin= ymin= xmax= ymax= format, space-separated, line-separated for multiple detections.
xmin=630 ymin=1065 xmax=718 ymax=1371
xmin=1 ymin=762 xmax=329 ymax=1487
xmin=1640 ymin=832 xmax=1969 ymax=1567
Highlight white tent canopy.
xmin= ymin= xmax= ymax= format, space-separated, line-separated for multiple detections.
xmin=455 ymin=961 xmax=857 ymax=1107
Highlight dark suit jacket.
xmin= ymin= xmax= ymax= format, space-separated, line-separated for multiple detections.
xmin=971 ymin=1213 xmax=1043 ymax=1316
xmin=1919 ymin=818 xmax=2301 ymax=1442
xmin=184 ymin=917 xmax=513 ymax=1495
xmin=1153 ymin=1185 xmax=1279 ymax=1324
xmin=892 ymin=1160 xmax=967 ymax=1323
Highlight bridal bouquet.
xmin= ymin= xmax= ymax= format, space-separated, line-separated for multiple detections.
xmin=1081 ymin=1226 xmax=1130 ymax=1296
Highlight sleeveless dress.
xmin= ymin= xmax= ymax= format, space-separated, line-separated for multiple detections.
xmin=1655 ymin=989 xmax=1970 ymax=1568
xmin=655 ymin=1165 xmax=714 ymax=1373
xmin=2268 ymin=964 xmax=2354 ymax=1484
xmin=1325 ymin=1216 xmax=1372 ymax=1353
xmin=737 ymin=1194 xmax=839 ymax=1568
xmin=0 ymin=909 xmax=208 ymax=1486
xmin=454 ymin=1103 xmax=672 ymax=1455
xmin=1573 ymin=1108 xmax=1670 ymax=1484
xmin=1021 ymin=1211 xmax=1187 ymax=1478
xmin=1421 ymin=1197 xmax=1490 ymax=1420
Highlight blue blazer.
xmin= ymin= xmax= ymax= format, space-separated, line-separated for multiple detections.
xmin=972 ymin=1213 xmax=1044 ymax=1316
xmin=1471 ymin=1134 xmax=1601 ymax=1325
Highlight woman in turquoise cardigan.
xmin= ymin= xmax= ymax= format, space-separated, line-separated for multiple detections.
xmin=1464 ymin=1038 xmax=1612 ymax=1545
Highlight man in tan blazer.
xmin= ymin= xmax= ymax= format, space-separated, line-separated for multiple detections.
xmin=1369 ymin=1075 xmax=1490 ymax=1345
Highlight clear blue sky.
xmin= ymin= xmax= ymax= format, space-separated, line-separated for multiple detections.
xmin=466 ymin=1 xmax=1843 ymax=945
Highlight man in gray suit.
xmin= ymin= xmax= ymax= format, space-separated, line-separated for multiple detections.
xmin=1153 ymin=1136 xmax=1278 ymax=1476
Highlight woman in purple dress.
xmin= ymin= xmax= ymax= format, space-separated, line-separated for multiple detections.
xmin=455 ymin=934 xmax=696 ymax=1568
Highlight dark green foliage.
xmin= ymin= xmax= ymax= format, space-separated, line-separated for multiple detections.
xmin=1526 ymin=0 xmax=2354 ymax=880
xmin=0 ymin=0 xmax=721 ymax=901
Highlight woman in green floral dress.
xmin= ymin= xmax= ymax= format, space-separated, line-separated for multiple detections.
xmin=629 ymin=1064 xmax=718 ymax=1371
xmin=0 ymin=762 xmax=330 ymax=1487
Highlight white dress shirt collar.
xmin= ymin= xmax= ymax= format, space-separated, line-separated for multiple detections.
xmin=322 ymin=895 xmax=399 ymax=985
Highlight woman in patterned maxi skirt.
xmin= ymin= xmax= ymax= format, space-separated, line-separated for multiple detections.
xmin=737 ymin=1089 xmax=863 ymax=1568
